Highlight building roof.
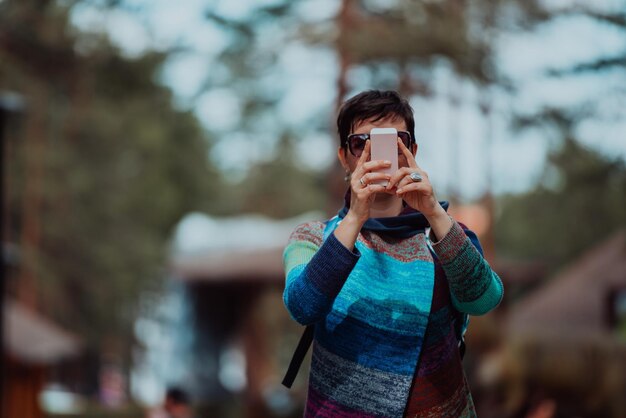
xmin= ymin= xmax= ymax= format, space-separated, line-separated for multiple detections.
xmin=169 ymin=211 xmax=323 ymax=283
xmin=5 ymin=299 xmax=81 ymax=364
xmin=506 ymin=229 xmax=626 ymax=339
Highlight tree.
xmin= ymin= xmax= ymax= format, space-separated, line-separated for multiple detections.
xmin=1 ymin=0 xmax=219 ymax=395
xmin=495 ymin=110 xmax=626 ymax=267
xmin=199 ymin=0 xmax=332 ymax=216
xmin=494 ymin=0 xmax=626 ymax=266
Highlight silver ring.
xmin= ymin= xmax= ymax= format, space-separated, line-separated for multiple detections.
xmin=359 ymin=177 xmax=366 ymax=187
xmin=409 ymin=172 xmax=423 ymax=183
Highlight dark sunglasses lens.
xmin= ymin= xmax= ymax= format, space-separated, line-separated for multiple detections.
xmin=348 ymin=134 xmax=368 ymax=156
xmin=398 ymin=132 xmax=412 ymax=147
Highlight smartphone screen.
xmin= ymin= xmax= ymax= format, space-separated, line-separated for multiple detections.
xmin=370 ymin=127 xmax=398 ymax=186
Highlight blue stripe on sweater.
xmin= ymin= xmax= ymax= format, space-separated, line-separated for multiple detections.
xmin=284 ymin=264 xmax=333 ymax=325
xmin=316 ymin=308 xmax=426 ymax=375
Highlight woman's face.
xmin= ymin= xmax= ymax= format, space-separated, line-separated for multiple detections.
xmin=337 ymin=116 xmax=418 ymax=174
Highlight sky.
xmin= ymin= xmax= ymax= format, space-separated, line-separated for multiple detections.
xmin=70 ymin=0 xmax=626 ymax=202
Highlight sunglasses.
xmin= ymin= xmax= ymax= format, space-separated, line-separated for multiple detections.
xmin=345 ymin=131 xmax=413 ymax=157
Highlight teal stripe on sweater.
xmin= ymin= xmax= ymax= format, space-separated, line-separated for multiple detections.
xmin=332 ymin=244 xmax=434 ymax=326
xmin=283 ymin=242 xmax=317 ymax=279
xmin=451 ymin=273 xmax=504 ymax=315
xmin=285 ymin=262 xmax=305 ymax=283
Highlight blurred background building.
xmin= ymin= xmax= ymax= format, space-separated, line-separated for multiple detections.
xmin=1 ymin=0 xmax=625 ymax=417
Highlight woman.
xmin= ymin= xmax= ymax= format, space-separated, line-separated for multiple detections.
xmin=283 ymin=90 xmax=503 ymax=417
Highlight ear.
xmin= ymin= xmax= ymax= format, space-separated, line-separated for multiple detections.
xmin=337 ymin=147 xmax=350 ymax=172
xmin=412 ymin=142 xmax=418 ymax=156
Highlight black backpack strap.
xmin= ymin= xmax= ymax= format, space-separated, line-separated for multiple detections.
xmin=281 ymin=324 xmax=314 ymax=388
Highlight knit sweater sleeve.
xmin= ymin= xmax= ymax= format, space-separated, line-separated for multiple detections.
xmin=431 ymin=221 xmax=503 ymax=315
xmin=282 ymin=221 xmax=360 ymax=325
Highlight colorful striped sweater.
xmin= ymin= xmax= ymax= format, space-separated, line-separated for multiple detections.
xmin=283 ymin=207 xmax=503 ymax=417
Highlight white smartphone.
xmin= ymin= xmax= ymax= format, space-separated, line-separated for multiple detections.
xmin=370 ymin=127 xmax=398 ymax=186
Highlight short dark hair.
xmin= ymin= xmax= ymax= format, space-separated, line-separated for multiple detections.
xmin=336 ymin=90 xmax=415 ymax=149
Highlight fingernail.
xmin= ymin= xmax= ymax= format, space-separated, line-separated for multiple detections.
xmin=385 ymin=160 xmax=391 ymax=165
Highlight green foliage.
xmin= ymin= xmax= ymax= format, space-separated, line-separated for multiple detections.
xmin=1 ymin=3 xmax=219 ymax=351
xmin=498 ymin=0 xmax=626 ymax=268
xmin=231 ymin=134 xmax=328 ymax=218
xmin=495 ymin=138 xmax=626 ymax=267
xmin=38 ymin=51 xmax=219 ymax=344
xmin=199 ymin=0 xmax=330 ymax=217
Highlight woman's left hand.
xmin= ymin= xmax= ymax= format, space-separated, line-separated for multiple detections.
xmin=386 ymin=138 xmax=441 ymax=217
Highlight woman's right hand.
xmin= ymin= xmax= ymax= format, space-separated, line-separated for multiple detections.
xmin=346 ymin=140 xmax=392 ymax=225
